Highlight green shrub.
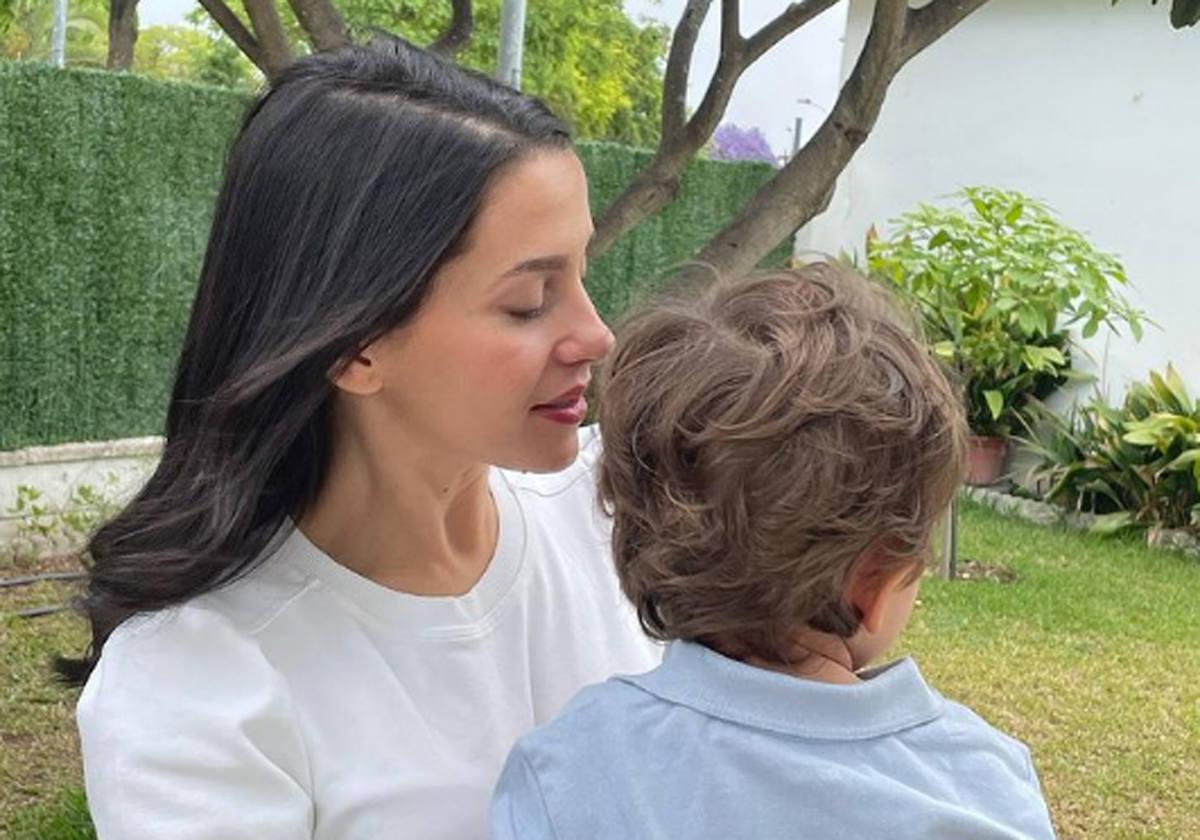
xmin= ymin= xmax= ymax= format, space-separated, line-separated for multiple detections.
xmin=1019 ymin=365 xmax=1200 ymax=534
xmin=868 ymin=187 xmax=1145 ymax=436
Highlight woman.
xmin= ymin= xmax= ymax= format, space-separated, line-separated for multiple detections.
xmin=68 ymin=36 xmax=659 ymax=839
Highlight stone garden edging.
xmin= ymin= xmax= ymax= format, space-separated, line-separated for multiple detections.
xmin=962 ymin=486 xmax=1200 ymax=560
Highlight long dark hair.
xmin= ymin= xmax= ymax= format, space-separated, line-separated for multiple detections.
xmin=58 ymin=36 xmax=572 ymax=684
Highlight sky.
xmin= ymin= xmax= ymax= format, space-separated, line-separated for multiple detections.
xmin=139 ymin=0 xmax=196 ymax=27
xmin=139 ymin=0 xmax=848 ymax=157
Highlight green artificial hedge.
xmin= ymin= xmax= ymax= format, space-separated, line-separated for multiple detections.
xmin=577 ymin=142 xmax=787 ymax=326
xmin=0 ymin=62 xmax=785 ymax=451
xmin=0 ymin=64 xmax=244 ymax=451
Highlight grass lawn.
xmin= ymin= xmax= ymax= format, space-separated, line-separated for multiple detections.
xmin=2 ymin=500 xmax=1198 ymax=838
xmin=0 ymin=561 xmax=89 ymax=840
xmin=900 ymin=502 xmax=1200 ymax=839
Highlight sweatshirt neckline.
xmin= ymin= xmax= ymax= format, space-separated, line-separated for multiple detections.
xmin=278 ymin=469 xmax=527 ymax=638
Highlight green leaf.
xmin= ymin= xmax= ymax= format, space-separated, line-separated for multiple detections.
xmin=1122 ymin=428 xmax=1160 ymax=447
xmin=1171 ymin=0 xmax=1200 ymax=28
xmin=1004 ymin=202 xmax=1024 ymax=225
xmin=984 ymin=390 xmax=1005 ymax=421
xmin=931 ymin=340 xmax=957 ymax=361
xmin=1165 ymin=364 xmax=1192 ymax=410
xmin=1017 ymin=306 xmax=1041 ymax=336
xmin=1090 ymin=511 xmax=1136 ymax=536
xmin=1148 ymin=371 xmax=1176 ymax=408
xmin=1027 ymin=345 xmax=1065 ymax=367
xmin=1165 ymin=448 xmax=1200 ymax=472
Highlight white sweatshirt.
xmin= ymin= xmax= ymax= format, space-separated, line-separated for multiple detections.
xmin=77 ymin=428 xmax=660 ymax=839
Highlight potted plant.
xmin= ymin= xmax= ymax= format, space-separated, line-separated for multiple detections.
xmin=867 ymin=187 xmax=1145 ymax=485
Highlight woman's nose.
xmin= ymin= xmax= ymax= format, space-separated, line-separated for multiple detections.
xmin=559 ymin=288 xmax=615 ymax=366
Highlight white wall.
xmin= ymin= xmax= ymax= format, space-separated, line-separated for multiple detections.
xmin=0 ymin=439 xmax=158 ymax=560
xmin=803 ymin=0 xmax=1200 ymax=400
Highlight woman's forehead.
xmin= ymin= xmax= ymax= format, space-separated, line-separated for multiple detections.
xmin=465 ymin=151 xmax=592 ymax=260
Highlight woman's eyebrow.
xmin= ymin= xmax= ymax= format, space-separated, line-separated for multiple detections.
xmin=501 ymin=255 xmax=569 ymax=277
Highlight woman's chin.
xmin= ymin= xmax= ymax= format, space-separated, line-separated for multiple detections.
xmin=499 ymin=431 xmax=580 ymax=474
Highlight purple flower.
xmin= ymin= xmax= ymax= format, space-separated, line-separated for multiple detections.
xmin=711 ymin=123 xmax=778 ymax=166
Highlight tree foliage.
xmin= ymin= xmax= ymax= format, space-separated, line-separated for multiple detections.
xmin=2 ymin=0 xmax=666 ymax=146
xmin=134 ymin=24 xmax=260 ymax=91
xmin=1 ymin=0 xmax=107 ymax=66
xmin=10 ymin=0 xmax=1195 ymax=276
xmin=710 ymin=123 xmax=778 ymax=165
xmin=334 ymin=0 xmax=668 ymax=146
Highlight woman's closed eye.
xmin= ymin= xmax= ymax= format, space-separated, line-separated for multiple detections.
xmin=504 ymin=276 xmax=561 ymax=321
xmin=507 ymin=305 xmax=545 ymax=321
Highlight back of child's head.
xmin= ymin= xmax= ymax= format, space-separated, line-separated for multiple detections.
xmin=598 ymin=262 xmax=968 ymax=664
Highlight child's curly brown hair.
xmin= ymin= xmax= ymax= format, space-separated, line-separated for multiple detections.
xmin=597 ymin=262 xmax=968 ymax=664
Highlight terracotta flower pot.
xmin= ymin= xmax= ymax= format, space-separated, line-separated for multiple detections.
xmin=966 ymin=435 xmax=1008 ymax=486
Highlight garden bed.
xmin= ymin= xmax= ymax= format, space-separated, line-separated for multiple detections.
xmin=964 ymin=485 xmax=1200 ymax=559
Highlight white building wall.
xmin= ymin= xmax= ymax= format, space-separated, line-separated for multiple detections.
xmin=803 ymin=0 xmax=1200 ymax=400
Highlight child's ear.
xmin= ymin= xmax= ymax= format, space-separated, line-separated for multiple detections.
xmin=846 ymin=548 xmax=914 ymax=635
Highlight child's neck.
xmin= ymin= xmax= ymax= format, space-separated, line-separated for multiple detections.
xmin=740 ymin=629 xmax=864 ymax=685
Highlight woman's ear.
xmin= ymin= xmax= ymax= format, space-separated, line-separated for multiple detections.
xmin=331 ymin=345 xmax=384 ymax=396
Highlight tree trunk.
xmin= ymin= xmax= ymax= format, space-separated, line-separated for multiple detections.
xmin=242 ymin=0 xmax=294 ymax=79
xmin=106 ymin=0 xmax=139 ymax=71
xmin=430 ymin=0 xmax=476 ymax=57
xmin=588 ymin=152 xmax=693 ymax=259
xmin=198 ymin=0 xmax=267 ymax=74
xmin=590 ymin=0 xmax=838 ymax=261
xmin=287 ymin=0 xmax=351 ymax=52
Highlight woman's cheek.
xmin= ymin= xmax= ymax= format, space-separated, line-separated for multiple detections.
xmin=468 ymin=332 xmax=544 ymax=392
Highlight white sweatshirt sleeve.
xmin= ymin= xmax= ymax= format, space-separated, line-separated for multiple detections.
xmin=77 ymin=606 xmax=314 ymax=840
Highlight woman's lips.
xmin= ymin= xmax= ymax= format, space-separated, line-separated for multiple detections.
xmin=532 ymin=385 xmax=588 ymax=425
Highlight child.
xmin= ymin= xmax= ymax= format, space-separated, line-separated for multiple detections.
xmin=489 ymin=263 xmax=1056 ymax=839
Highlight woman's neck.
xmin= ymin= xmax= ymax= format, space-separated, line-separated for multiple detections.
xmin=297 ymin=421 xmax=498 ymax=597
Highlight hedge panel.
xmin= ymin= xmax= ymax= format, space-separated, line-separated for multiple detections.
xmin=0 ymin=62 xmax=784 ymax=450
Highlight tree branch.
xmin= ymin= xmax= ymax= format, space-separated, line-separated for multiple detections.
xmin=900 ymin=0 xmax=992 ymax=65
xmin=242 ymin=0 xmax=294 ymax=78
xmin=591 ymin=0 xmax=723 ymax=258
xmin=660 ymin=0 xmax=713 ymax=144
xmin=744 ymin=0 xmax=840 ymax=66
xmin=430 ymin=0 xmax=475 ymax=58
xmin=591 ymin=0 xmax=900 ymax=261
xmin=694 ymin=0 xmax=911 ymax=276
xmin=286 ymin=0 xmax=351 ymax=52
xmin=720 ymin=0 xmax=742 ymax=58
xmin=197 ymin=0 xmax=264 ymax=71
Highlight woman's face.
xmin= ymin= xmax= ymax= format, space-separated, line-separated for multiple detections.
xmin=355 ymin=149 xmax=611 ymax=473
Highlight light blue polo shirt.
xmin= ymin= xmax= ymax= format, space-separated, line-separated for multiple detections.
xmin=490 ymin=640 xmax=1056 ymax=839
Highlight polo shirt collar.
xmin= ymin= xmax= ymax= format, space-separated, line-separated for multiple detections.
xmin=621 ymin=640 xmax=944 ymax=741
